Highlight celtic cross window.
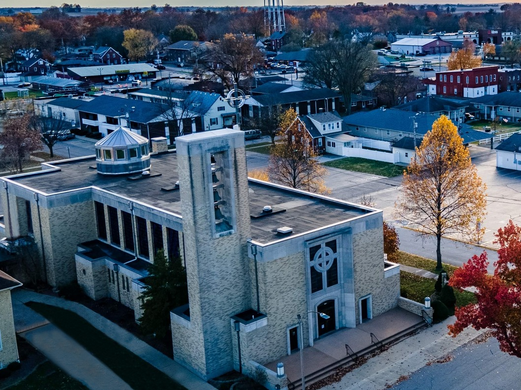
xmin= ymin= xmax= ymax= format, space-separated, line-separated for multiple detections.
xmin=309 ymin=239 xmax=339 ymax=294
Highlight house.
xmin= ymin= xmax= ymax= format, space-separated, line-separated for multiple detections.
xmin=469 ymin=92 xmax=521 ymax=122
xmin=267 ymin=31 xmax=286 ymax=51
xmin=166 ymin=41 xmax=209 ymax=66
xmin=67 ymin=64 xmax=157 ymax=84
xmin=182 ymin=91 xmax=236 ymax=131
xmin=424 ymin=66 xmax=499 ymax=98
xmin=496 ymin=133 xmax=521 ymax=170
xmin=300 ymin=111 xmax=344 ymax=153
xmin=242 ymin=88 xmax=343 ymax=121
xmin=391 ymin=37 xmax=452 ymax=55
xmin=344 ymin=108 xmax=492 ymax=145
xmin=395 ymin=95 xmax=468 ymax=124
xmin=0 ymin=128 xmax=428 ymax=387
xmin=498 ymin=68 xmax=521 ymax=92
xmin=34 ymin=96 xmax=85 ymax=126
xmin=20 ymin=58 xmax=51 ymax=76
xmin=392 ymin=136 xmax=420 ymax=165
xmin=92 ymin=47 xmax=124 ymax=65
xmin=351 ymin=94 xmax=377 ymax=112
xmin=0 ymin=271 xmax=22 ymax=371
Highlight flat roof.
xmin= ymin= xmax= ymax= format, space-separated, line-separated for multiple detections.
xmin=9 ymin=152 xmax=369 ymax=244
xmin=68 ymin=64 xmax=157 ymax=78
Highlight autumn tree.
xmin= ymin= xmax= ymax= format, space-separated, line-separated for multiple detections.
xmin=483 ymin=42 xmax=496 ymax=58
xmin=395 ymin=115 xmax=487 ymax=271
xmin=383 ymin=222 xmax=400 ymax=262
xmin=169 ymin=25 xmax=197 ymax=43
xmin=305 ymin=39 xmax=377 ymax=115
xmin=139 ymin=250 xmax=188 ymax=339
xmin=0 ymin=115 xmax=42 ymax=173
xmin=122 ymin=28 xmax=158 ymax=62
xmin=449 ymin=220 xmax=521 ymax=358
xmin=447 ymin=39 xmax=482 ymax=70
xmin=268 ymin=108 xmax=328 ymax=193
xmin=205 ymin=33 xmax=263 ymax=90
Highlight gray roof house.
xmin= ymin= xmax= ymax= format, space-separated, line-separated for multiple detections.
xmin=470 ymin=92 xmax=521 ymax=122
xmin=496 ymin=133 xmax=521 ymax=170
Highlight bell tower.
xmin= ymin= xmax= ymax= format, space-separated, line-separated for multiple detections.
xmin=172 ymin=129 xmax=252 ymax=379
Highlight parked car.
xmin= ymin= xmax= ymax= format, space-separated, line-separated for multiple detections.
xmin=131 ymin=80 xmax=142 ymax=86
xmin=57 ymin=130 xmax=75 ymax=141
xmin=243 ymin=129 xmax=262 ymax=140
xmin=17 ymin=82 xmax=32 ymax=88
xmin=155 ymin=64 xmax=166 ymax=70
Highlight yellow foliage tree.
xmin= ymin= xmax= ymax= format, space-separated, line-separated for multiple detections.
xmin=447 ymin=39 xmax=482 ymax=70
xmin=395 ymin=116 xmax=487 ymax=270
xmin=483 ymin=43 xmax=496 ymax=57
xmin=268 ymin=108 xmax=329 ymax=194
xmin=122 ymin=28 xmax=158 ymax=62
xmin=248 ymin=169 xmax=270 ymax=182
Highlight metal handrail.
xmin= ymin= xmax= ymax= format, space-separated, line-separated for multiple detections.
xmin=421 ymin=309 xmax=433 ymax=327
xmin=345 ymin=343 xmax=358 ymax=360
xmin=370 ymin=332 xmax=380 ymax=345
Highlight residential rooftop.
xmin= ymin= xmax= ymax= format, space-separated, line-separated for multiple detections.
xmin=9 ymin=152 xmax=370 ymax=244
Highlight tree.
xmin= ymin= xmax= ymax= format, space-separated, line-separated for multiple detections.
xmin=169 ymin=25 xmax=197 ymax=43
xmin=501 ymin=39 xmax=521 ymax=68
xmin=383 ymin=222 xmax=400 ymax=262
xmin=257 ymin=105 xmax=283 ymax=145
xmin=268 ymin=108 xmax=328 ymax=193
xmin=304 ymin=39 xmax=377 ymax=115
xmin=447 ymin=39 xmax=482 ymax=70
xmin=374 ymin=72 xmax=423 ymax=107
xmin=483 ymin=42 xmax=496 ymax=58
xmin=139 ymin=250 xmax=188 ymax=339
xmin=0 ymin=115 xmax=42 ymax=173
xmin=205 ymin=33 xmax=263 ymax=90
xmin=31 ymin=114 xmax=69 ymax=157
xmin=449 ymin=220 xmax=521 ymax=358
xmin=122 ymin=28 xmax=158 ymax=62
xmin=395 ymin=116 xmax=487 ymax=271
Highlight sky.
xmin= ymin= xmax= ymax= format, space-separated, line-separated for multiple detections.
xmin=5 ymin=1 xmax=508 ymax=8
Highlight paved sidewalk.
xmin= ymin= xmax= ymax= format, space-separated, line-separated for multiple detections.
xmin=12 ymin=289 xmax=216 ymax=390
xmin=399 ymin=264 xmax=437 ymax=279
xmin=323 ymin=316 xmax=486 ymax=390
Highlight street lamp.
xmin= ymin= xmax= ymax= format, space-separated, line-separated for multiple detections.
xmin=297 ymin=311 xmax=330 ymax=390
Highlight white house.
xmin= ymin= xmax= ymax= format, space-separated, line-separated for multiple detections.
xmin=496 ymin=133 xmax=521 ymax=170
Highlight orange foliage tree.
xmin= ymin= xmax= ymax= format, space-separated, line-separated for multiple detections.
xmin=449 ymin=220 xmax=521 ymax=358
xmin=447 ymin=39 xmax=482 ymax=70
xmin=395 ymin=116 xmax=487 ymax=270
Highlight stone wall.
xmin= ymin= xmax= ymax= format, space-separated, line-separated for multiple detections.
xmin=75 ymin=254 xmax=107 ymax=300
xmin=352 ymin=218 xmax=399 ymax=324
xmin=0 ymin=290 xmax=19 ymax=369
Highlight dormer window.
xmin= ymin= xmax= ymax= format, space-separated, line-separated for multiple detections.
xmin=104 ymin=149 xmax=112 ymax=160
xmin=129 ymin=148 xmax=138 ymax=158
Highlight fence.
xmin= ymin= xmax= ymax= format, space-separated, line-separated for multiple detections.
xmin=478 ymin=130 xmax=521 ymax=146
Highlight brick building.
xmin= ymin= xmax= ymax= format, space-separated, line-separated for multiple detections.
xmin=92 ymin=47 xmax=124 ymax=65
xmin=0 ymin=128 xmax=428 ymax=387
xmin=424 ymin=66 xmax=499 ymax=98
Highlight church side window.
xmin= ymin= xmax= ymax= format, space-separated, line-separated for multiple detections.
xmin=309 ymin=238 xmax=339 ymax=294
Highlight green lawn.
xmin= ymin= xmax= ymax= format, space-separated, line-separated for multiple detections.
xmin=5 ymin=361 xmax=88 ymax=390
xmin=4 ymin=90 xmax=44 ymax=100
xmin=396 ymin=251 xmax=459 ymax=276
xmin=470 ymin=119 xmax=521 ymax=134
xmin=245 ymin=143 xmax=273 ymax=155
xmin=323 ymin=157 xmax=405 ymax=177
xmin=400 ymin=272 xmax=476 ymax=308
xmin=26 ymin=302 xmax=186 ymax=390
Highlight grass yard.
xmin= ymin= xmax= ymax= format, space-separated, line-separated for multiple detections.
xmin=245 ymin=142 xmax=273 ymax=155
xmin=323 ymin=157 xmax=405 ymax=177
xmin=5 ymin=361 xmax=88 ymax=390
xmin=470 ymin=119 xmax=521 ymax=134
xmin=26 ymin=302 xmax=186 ymax=390
xmin=395 ymin=251 xmax=459 ymax=276
xmin=400 ymin=272 xmax=476 ymax=308
xmin=4 ymin=90 xmax=44 ymax=100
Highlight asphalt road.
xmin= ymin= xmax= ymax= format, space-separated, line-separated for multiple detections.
xmin=50 ymin=135 xmax=97 ymax=158
xmin=392 ymin=336 xmax=521 ymax=390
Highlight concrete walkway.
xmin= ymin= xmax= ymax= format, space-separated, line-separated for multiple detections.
xmin=323 ymin=316 xmax=486 ymax=390
xmin=12 ymin=289 xmax=216 ymax=390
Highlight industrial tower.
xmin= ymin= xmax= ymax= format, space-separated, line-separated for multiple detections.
xmin=264 ymin=0 xmax=285 ymax=35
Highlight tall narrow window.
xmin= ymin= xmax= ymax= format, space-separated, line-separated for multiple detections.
xmin=122 ymin=211 xmax=134 ymax=252
xmin=136 ymin=216 xmax=149 ymax=258
xmin=25 ymin=200 xmax=33 ymax=234
xmin=308 ymin=238 xmax=339 ymax=294
xmin=167 ymin=228 xmax=180 ymax=259
xmin=108 ymin=206 xmax=120 ymax=246
xmin=95 ymin=202 xmax=107 ymax=240
xmin=151 ymin=222 xmax=164 ymax=255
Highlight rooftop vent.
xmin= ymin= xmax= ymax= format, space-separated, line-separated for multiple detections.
xmin=276 ymin=226 xmax=293 ymax=235
xmin=262 ymin=205 xmax=273 ymax=213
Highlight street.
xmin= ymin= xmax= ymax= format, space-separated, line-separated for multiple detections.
xmin=392 ymin=336 xmax=521 ymax=390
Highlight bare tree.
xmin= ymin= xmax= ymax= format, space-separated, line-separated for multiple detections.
xmin=0 ymin=114 xmax=42 ymax=173
xmin=30 ymin=114 xmax=70 ymax=157
xmin=205 ymin=33 xmax=263 ymax=90
xmin=256 ymin=105 xmax=283 ymax=145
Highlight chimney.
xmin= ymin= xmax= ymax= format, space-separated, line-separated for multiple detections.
xmin=151 ymin=137 xmax=168 ymax=154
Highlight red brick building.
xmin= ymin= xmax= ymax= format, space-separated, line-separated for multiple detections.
xmin=424 ymin=66 xmax=499 ymax=98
